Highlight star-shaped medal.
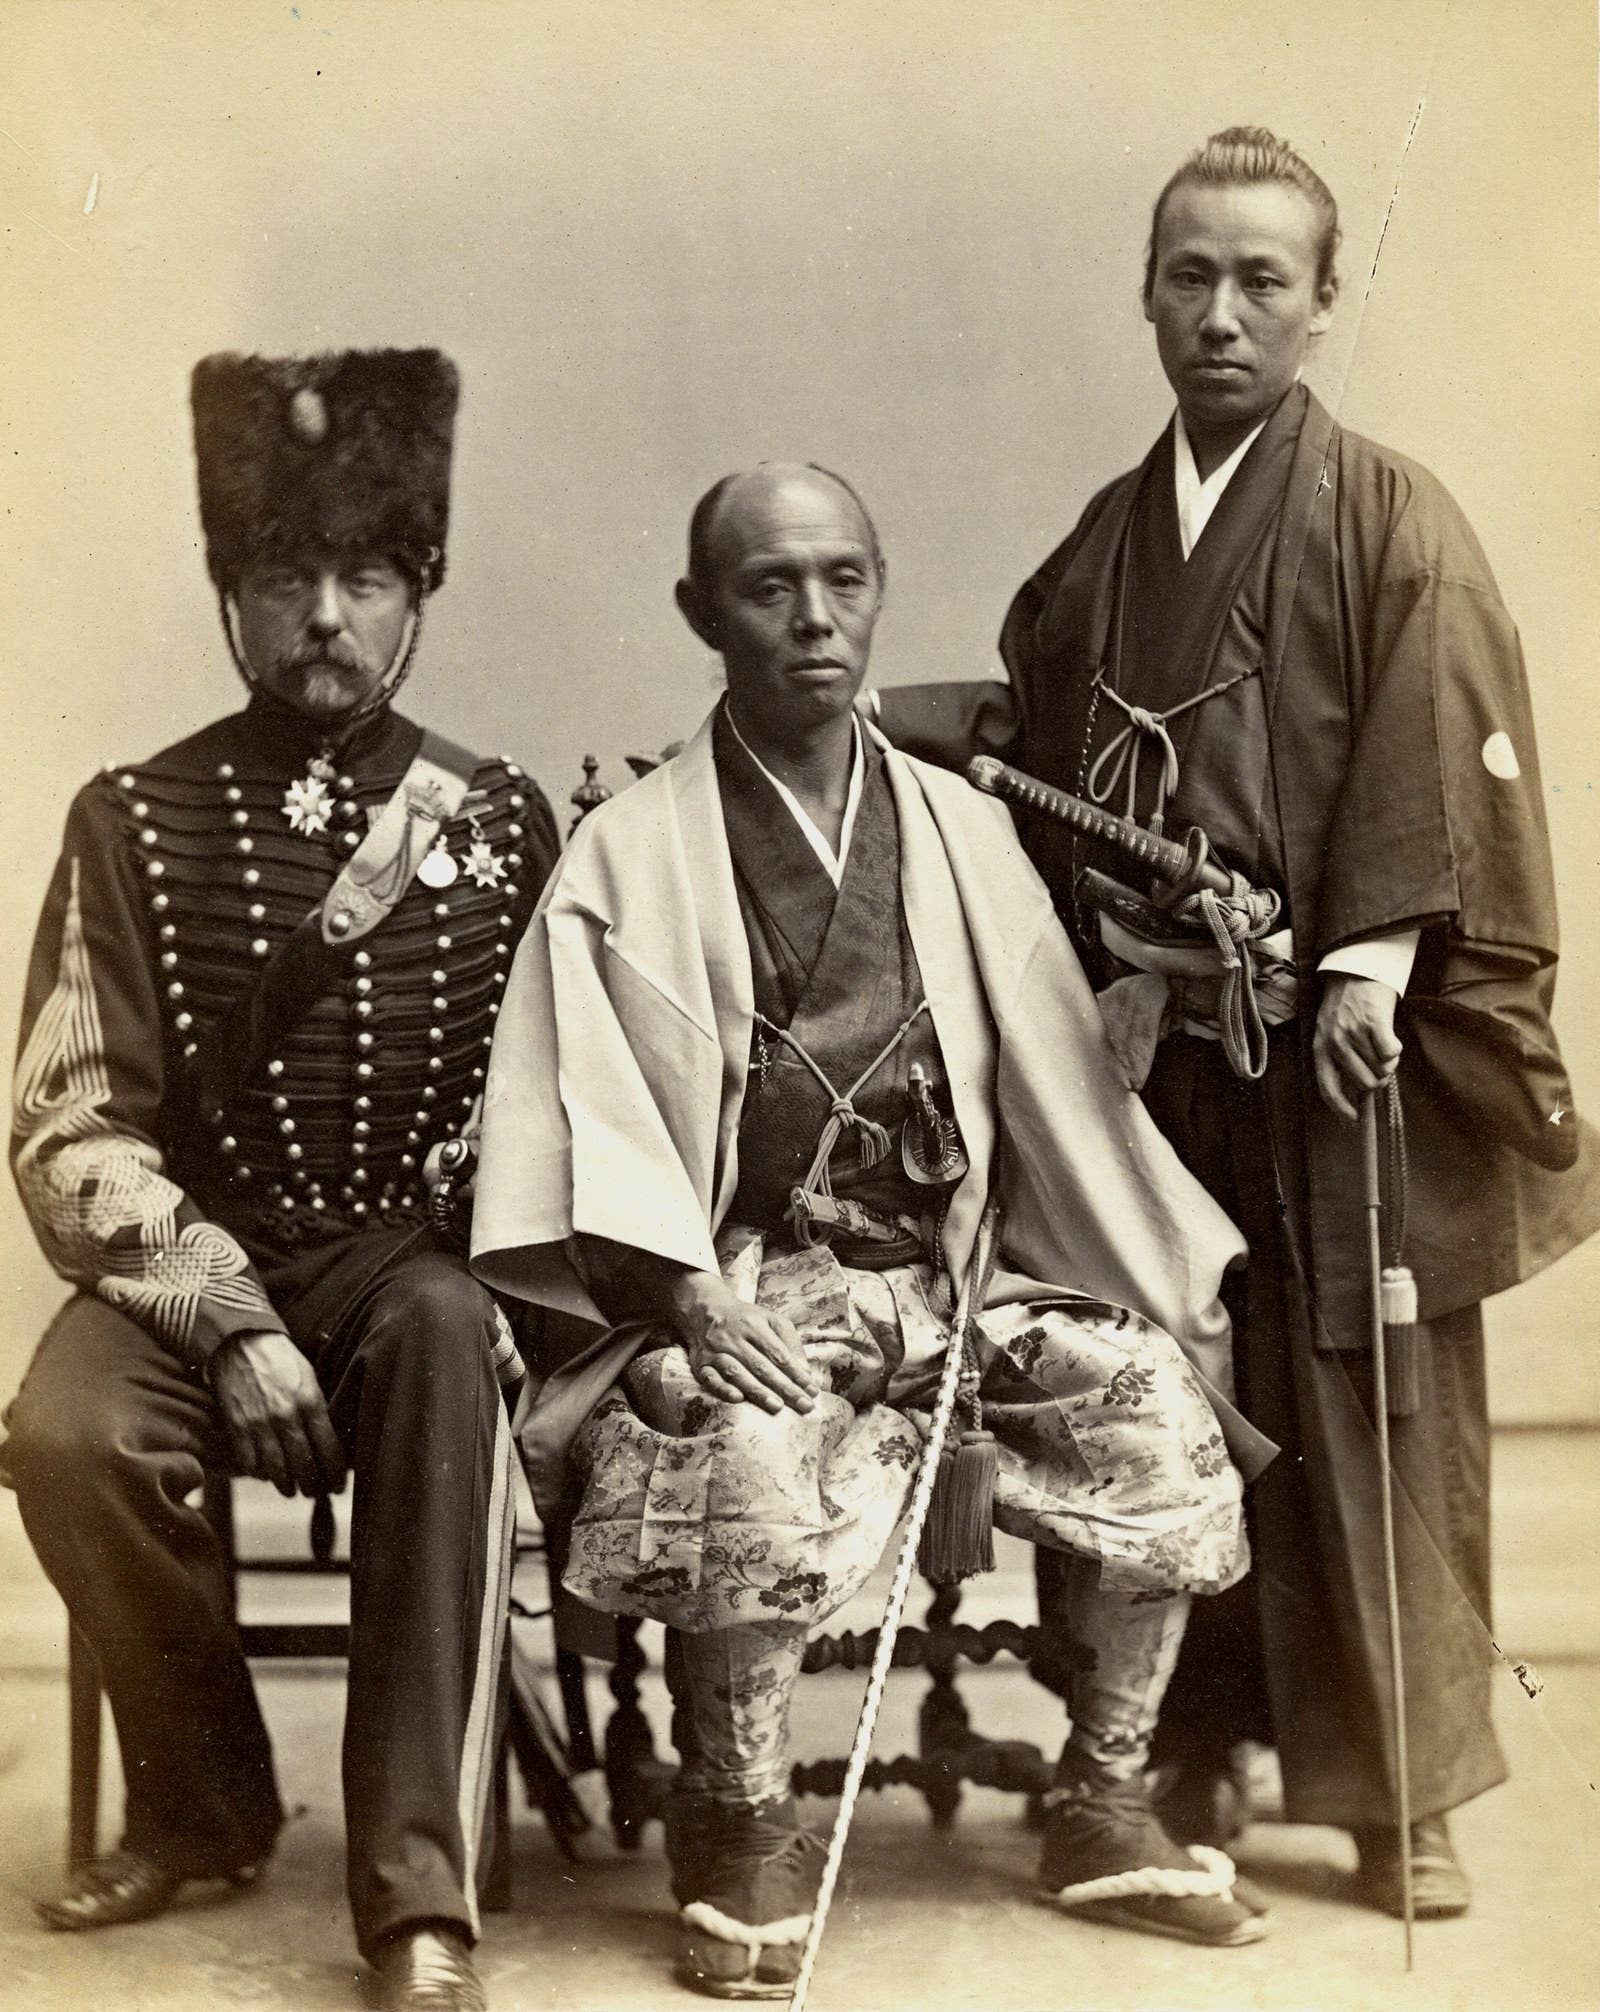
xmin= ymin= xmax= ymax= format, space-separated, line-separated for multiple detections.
xmin=463 ymin=838 xmax=507 ymax=889
xmin=282 ymin=773 xmax=334 ymax=835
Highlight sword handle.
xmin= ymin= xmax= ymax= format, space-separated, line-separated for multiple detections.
xmin=965 ymin=755 xmax=1231 ymax=896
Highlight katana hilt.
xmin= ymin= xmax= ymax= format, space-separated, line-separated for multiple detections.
xmin=965 ymin=755 xmax=1230 ymax=899
xmin=1150 ymin=825 xmax=1221 ymax=907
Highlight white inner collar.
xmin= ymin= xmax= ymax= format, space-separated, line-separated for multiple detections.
xmin=1172 ymin=408 xmax=1271 ymax=562
xmin=724 ymin=706 xmax=865 ymax=888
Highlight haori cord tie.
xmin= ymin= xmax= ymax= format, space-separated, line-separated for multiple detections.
xmin=1087 ymin=667 xmax=1258 ymax=837
xmin=757 ymin=1003 xmax=931 ymax=1249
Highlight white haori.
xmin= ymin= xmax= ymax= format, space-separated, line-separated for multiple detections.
xmin=471 ymin=706 xmax=1275 ymax=1513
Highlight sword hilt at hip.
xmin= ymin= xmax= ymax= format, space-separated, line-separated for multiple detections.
xmin=965 ymin=754 xmax=1279 ymax=931
xmin=967 ymin=754 xmax=1229 ymax=902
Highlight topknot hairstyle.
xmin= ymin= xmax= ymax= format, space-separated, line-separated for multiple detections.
xmin=1143 ymin=127 xmax=1341 ymax=303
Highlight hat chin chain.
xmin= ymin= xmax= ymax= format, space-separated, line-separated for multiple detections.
xmin=217 ymin=552 xmax=435 ymax=747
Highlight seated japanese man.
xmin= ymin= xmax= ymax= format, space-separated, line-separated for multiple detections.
xmin=471 ymin=462 xmax=1278 ymax=1999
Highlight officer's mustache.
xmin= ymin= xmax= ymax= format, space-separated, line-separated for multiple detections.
xmin=281 ymin=643 xmax=366 ymax=676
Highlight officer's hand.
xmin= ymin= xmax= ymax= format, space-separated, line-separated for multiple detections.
xmin=1313 ymin=974 xmax=1402 ymax=1123
xmin=212 ymin=1329 xmax=347 ymax=1498
xmin=664 ymin=1273 xmax=820 ymax=1416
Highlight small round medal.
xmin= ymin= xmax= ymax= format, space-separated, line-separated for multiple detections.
xmin=418 ymin=839 xmax=459 ymax=889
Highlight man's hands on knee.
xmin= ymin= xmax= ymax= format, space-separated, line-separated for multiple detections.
xmin=664 ymin=1273 xmax=819 ymax=1416
xmin=1313 ymin=974 xmax=1402 ymax=1122
xmin=578 ymin=1238 xmax=820 ymax=1414
xmin=211 ymin=1330 xmax=347 ymax=1497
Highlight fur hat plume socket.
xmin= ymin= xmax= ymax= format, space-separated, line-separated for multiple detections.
xmin=191 ymin=348 xmax=459 ymax=590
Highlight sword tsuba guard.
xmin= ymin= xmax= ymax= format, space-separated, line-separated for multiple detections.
xmin=902 ymin=1062 xmax=969 ymax=1186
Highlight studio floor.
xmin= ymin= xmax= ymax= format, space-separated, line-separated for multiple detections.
xmin=1 ymin=1661 xmax=1597 ymax=2012
xmin=2 ymin=1428 xmax=1597 ymax=2012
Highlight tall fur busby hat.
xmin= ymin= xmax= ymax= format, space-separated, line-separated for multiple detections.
xmin=191 ymin=348 xmax=459 ymax=591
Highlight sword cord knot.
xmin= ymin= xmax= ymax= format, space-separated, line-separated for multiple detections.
xmin=753 ymin=1004 xmax=928 ymax=1246
xmin=1175 ymin=880 xmax=1282 ymax=1080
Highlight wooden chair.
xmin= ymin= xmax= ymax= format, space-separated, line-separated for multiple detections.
xmin=587 ymin=1579 xmax=1062 ymax=1854
xmin=65 ymin=1475 xmax=600 ymax=1906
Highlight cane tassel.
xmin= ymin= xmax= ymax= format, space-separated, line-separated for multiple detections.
xmin=1380 ymin=1263 xmax=1422 ymax=1419
xmin=1378 ymin=1079 xmax=1422 ymax=1420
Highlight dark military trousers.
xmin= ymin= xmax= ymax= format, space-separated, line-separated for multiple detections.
xmin=1137 ymin=1031 xmax=1505 ymax=1829
xmin=2 ymin=1231 xmax=518 ymax=1959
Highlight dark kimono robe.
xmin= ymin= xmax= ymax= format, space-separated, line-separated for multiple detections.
xmin=715 ymin=707 xmax=948 ymax=1241
xmin=877 ymin=384 xmax=1600 ymax=1826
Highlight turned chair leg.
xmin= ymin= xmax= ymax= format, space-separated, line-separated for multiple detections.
xmin=917 ymin=1585 xmax=969 ymax=1830
xmin=605 ymin=1618 xmax=671 ymax=1849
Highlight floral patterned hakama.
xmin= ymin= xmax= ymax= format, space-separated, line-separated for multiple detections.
xmin=566 ymin=1230 xmax=1247 ymax=1635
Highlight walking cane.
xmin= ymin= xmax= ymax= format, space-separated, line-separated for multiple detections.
xmin=1361 ymin=1085 xmax=1415 ymax=1969
xmin=787 ymin=1195 xmax=1003 ymax=2012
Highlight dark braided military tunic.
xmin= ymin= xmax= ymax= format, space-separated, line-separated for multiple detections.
xmin=3 ymin=692 xmax=560 ymax=1954
xmin=10 ymin=695 xmax=552 ymax=1338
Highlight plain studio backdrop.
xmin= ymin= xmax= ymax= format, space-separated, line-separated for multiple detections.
xmin=0 ymin=0 xmax=1595 ymax=1652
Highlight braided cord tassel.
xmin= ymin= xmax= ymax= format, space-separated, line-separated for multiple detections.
xmin=1379 ymin=1076 xmax=1422 ymax=1418
xmin=918 ymin=1334 xmax=997 ymax=1585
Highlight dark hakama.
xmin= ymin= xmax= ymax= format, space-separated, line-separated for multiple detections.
xmin=878 ymin=384 xmax=1599 ymax=1827
xmin=1140 ymin=1034 xmax=1501 ymax=1824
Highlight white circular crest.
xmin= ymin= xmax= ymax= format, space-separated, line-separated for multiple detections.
xmin=1481 ymin=731 xmax=1520 ymax=781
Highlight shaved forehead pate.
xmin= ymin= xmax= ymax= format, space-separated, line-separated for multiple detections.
xmin=693 ymin=462 xmax=880 ymax=587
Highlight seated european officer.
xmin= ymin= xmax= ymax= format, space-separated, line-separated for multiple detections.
xmin=471 ymin=462 xmax=1279 ymax=1998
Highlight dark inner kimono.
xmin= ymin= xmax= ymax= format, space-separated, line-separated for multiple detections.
xmin=714 ymin=706 xmax=952 ymax=1251
xmin=1097 ymin=409 xmax=1295 ymax=895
